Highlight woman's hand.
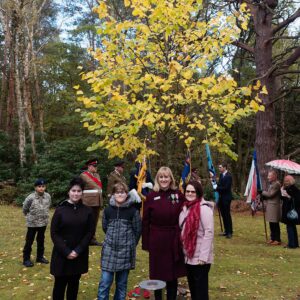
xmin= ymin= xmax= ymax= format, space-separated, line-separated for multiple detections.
xmin=198 ymin=260 xmax=206 ymax=265
xmin=67 ymin=250 xmax=78 ymax=260
xmin=281 ymin=188 xmax=291 ymax=198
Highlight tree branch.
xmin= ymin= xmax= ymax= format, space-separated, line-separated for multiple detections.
xmin=266 ymin=86 xmax=300 ymax=106
xmin=284 ymin=148 xmax=300 ymax=159
xmin=275 ymin=70 xmax=300 ymax=77
xmin=272 ymin=8 xmax=300 ymax=35
xmin=265 ymin=35 xmax=300 ymax=45
xmin=232 ymin=41 xmax=254 ymax=54
xmin=280 ymin=47 xmax=300 ymax=69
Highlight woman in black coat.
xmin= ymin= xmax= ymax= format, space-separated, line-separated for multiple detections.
xmin=281 ymin=175 xmax=300 ymax=249
xmin=50 ymin=177 xmax=94 ymax=300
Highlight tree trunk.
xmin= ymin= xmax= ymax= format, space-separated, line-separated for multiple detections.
xmin=251 ymin=5 xmax=277 ymax=188
xmin=32 ymin=53 xmax=45 ymax=143
xmin=15 ymin=21 xmax=26 ymax=168
xmin=23 ymin=29 xmax=37 ymax=164
xmin=0 ymin=13 xmax=10 ymax=130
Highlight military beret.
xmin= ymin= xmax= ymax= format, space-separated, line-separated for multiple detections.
xmin=114 ymin=160 xmax=125 ymax=167
xmin=85 ymin=158 xmax=99 ymax=166
xmin=34 ymin=178 xmax=47 ymax=186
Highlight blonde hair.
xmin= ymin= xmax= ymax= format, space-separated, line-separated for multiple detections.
xmin=283 ymin=175 xmax=295 ymax=187
xmin=153 ymin=166 xmax=177 ymax=192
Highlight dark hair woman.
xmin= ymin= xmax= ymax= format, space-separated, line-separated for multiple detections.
xmin=179 ymin=180 xmax=214 ymax=300
xmin=50 ymin=177 xmax=94 ymax=300
xmin=281 ymin=175 xmax=300 ymax=248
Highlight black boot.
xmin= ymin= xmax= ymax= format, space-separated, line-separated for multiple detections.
xmin=23 ymin=260 xmax=34 ymax=267
xmin=36 ymin=257 xmax=49 ymax=264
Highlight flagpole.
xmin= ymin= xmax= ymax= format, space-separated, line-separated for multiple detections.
xmin=217 ymin=205 xmax=223 ymax=232
xmin=205 ymin=143 xmax=223 ymax=233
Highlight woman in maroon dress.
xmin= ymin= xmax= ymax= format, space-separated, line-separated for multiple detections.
xmin=142 ymin=166 xmax=186 ymax=300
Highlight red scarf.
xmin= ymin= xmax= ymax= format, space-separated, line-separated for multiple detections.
xmin=181 ymin=198 xmax=201 ymax=259
xmin=83 ymin=171 xmax=103 ymax=188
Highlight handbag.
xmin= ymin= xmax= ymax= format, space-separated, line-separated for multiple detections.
xmin=287 ymin=198 xmax=298 ymax=221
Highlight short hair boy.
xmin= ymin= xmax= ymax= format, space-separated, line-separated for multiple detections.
xmin=22 ymin=178 xmax=51 ymax=267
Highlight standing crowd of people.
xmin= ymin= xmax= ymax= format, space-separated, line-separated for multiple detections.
xmin=21 ymin=158 xmax=299 ymax=300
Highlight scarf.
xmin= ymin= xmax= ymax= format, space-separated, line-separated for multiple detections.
xmin=181 ymin=198 xmax=201 ymax=259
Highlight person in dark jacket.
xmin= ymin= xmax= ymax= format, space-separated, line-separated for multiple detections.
xmin=281 ymin=175 xmax=300 ymax=248
xmin=216 ymin=163 xmax=233 ymax=238
xmin=98 ymin=182 xmax=141 ymax=300
xmin=50 ymin=177 xmax=94 ymax=300
xmin=142 ymin=166 xmax=186 ymax=300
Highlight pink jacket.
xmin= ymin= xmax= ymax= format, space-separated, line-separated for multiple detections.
xmin=179 ymin=199 xmax=214 ymax=265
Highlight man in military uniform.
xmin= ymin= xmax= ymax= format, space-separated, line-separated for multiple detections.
xmin=107 ymin=160 xmax=127 ymax=198
xmin=80 ymin=158 xmax=103 ymax=246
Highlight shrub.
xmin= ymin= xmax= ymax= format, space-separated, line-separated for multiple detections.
xmin=16 ymin=137 xmax=110 ymax=206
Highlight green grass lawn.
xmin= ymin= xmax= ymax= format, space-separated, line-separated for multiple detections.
xmin=0 ymin=204 xmax=300 ymax=299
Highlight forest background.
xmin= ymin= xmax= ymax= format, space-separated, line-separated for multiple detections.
xmin=0 ymin=0 xmax=299 ymax=206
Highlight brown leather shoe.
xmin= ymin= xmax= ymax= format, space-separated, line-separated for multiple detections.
xmin=267 ymin=240 xmax=274 ymax=244
xmin=270 ymin=241 xmax=281 ymax=246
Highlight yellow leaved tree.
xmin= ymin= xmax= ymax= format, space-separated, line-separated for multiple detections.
xmin=76 ymin=0 xmax=264 ymax=161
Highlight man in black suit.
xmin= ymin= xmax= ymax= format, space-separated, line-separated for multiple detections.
xmin=216 ymin=163 xmax=233 ymax=238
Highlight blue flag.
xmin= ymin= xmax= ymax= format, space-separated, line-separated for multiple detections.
xmin=205 ymin=144 xmax=219 ymax=203
xmin=179 ymin=153 xmax=191 ymax=192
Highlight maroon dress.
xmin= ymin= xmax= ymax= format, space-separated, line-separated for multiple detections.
xmin=142 ymin=189 xmax=186 ymax=281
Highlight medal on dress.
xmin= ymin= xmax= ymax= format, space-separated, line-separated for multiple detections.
xmin=171 ymin=194 xmax=175 ymax=204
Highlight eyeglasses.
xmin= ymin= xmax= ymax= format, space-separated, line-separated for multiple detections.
xmin=115 ymin=191 xmax=126 ymax=195
xmin=185 ymin=190 xmax=196 ymax=194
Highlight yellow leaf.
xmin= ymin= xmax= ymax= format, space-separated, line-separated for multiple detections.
xmin=182 ymin=69 xmax=193 ymax=80
xmin=73 ymin=85 xmax=80 ymax=90
xmin=241 ymin=21 xmax=248 ymax=30
xmin=124 ymin=0 xmax=131 ymax=7
xmin=261 ymin=86 xmax=268 ymax=94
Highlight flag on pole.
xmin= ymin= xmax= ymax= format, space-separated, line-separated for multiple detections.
xmin=205 ymin=144 xmax=219 ymax=203
xmin=136 ymin=158 xmax=147 ymax=195
xmin=244 ymin=150 xmax=262 ymax=214
xmin=179 ymin=152 xmax=191 ymax=193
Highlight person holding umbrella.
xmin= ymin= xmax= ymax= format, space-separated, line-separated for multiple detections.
xmin=281 ymin=175 xmax=300 ymax=248
xmin=261 ymin=170 xmax=282 ymax=245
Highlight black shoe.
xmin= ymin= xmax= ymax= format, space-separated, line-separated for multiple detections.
xmin=23 ymin=260 xmax=34 ymax=267
xmin=219 ymin=233 xmax=227 ymax=236
xmin=90 ymin=240 xmax=102 ymax=246
xmin=36 ymin=257 xmax=49 ymax=264
xmin=226 ymin=234 xmax=232 ymax=239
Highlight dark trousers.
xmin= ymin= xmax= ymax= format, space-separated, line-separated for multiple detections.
xmin=90 ymin=206 xmax=100 ymax=241
xmin=186 ymin=264 xmax=211 ymax=300
xmin=53 ymin=274 xmax=81 ymax=300
xmin=219 ymin=200 xmax=233 ymax=235
xmin=154 ymin=279 xmax=177 ymax=300
xmin=286 ymin=224 xmax=299 ymax=248
xmin=23 ymin=226 xmax=46 ymax=261
xmin=269 ymin=222 xmax=281 ymax=242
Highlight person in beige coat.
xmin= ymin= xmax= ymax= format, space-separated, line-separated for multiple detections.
xmin=262 ymin=170 xmax=281 ymax=245
xmin=80 ymin=158 xmax=103 ymax=246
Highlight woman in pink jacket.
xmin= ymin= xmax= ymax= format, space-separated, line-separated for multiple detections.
xmin=179 ymin=181 xmax=214 ymax=300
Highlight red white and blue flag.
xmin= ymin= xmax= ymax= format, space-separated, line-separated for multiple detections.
xmin=244 ymin=150 xmax=262 ymax=214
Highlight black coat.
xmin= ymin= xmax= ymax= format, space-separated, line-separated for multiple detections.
xmin=217 ymin=172 xmax=233 ymax=202
xmin=50 ymin=200 xmax=94 ymax=276
xmin=281 ymin=185 xmax=300 ymax=225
